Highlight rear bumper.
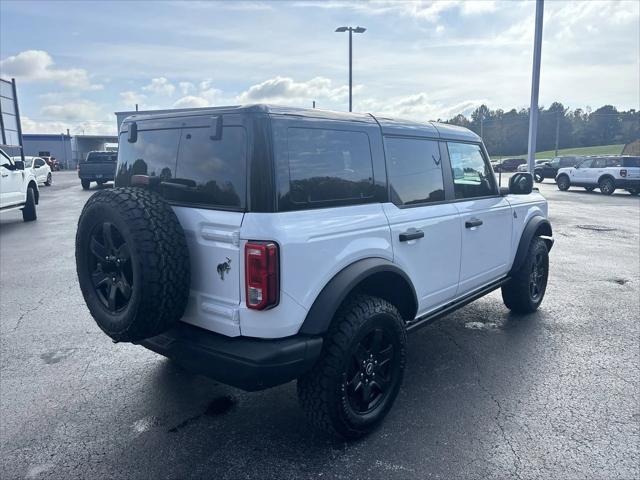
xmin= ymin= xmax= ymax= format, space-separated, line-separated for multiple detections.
xmin=138 ymin=322 xmax=323 ymax=391
xmin=78 ymin=174 xmax=115 ymax=181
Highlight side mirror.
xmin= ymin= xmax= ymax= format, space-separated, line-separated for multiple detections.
xmin=14 ymin=160 xmax=24 ymax=170
xmin=509 ymin=172 xmax=533 ymax=195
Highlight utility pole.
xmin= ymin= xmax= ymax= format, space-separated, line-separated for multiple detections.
xmin=554 ymin=110 xmax=560 ymax=157
xmin=313 ymin=101 xmax=316 ymax=109
xmin=526 ymin=0 xmax=544 ymax=173
xmin=335 ymin=26 xmax=366 ymax=112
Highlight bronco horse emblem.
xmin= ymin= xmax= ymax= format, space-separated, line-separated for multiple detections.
xmin=217 ymin=257 xmax=232 ymax=280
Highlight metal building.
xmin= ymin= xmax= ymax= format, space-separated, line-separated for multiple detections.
xmin=22 ymin=134 xmax=118 ymax=170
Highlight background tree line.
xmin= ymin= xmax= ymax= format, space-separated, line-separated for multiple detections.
xmin=444 ymin=103 xmax=639 ymax=157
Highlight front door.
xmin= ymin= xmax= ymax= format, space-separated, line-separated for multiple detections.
xmin=445 ymin=141 xmax=512 ymax=296
xmin=571 ymin=158 xmax=594 ymax=185
xmin=383 ymin=136 xmax=461 ymax=316
xmin=0 ymin=151 xmax=24 ymax=208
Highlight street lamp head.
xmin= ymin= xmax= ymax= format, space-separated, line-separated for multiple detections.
xmin=335 ymin=26 xmax=348 ymax=32
xmin=353 ymin=26 xmax=366 ymax=34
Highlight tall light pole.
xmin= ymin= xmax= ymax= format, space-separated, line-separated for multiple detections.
xmin=335 ymin=26 xmax=366 ymax=112
xmin=526 ymin=0 xmax=544 ymax=173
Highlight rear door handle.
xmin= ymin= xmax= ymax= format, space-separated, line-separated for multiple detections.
xmin=399 ymin=228 xmax=424 ymax=242
xmin=465 ymin=219 xmax=483 ymax=228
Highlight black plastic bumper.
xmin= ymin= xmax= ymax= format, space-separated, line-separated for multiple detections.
xmin=615 ymin=178 xmax=640 ymax=189
xmin=138 ymin=323 xmax=323 ymax=391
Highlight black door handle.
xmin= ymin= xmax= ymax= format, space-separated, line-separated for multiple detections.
xmin=465 ymin=219 xmax=483 ymax=228
xmin=399 ymin=229 xmax=424 ymax=242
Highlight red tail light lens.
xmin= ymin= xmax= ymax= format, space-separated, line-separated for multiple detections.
xmin=245 ymin=242 xmax=279 ymax=310
xmin=620 ymin=169 xmax=627 ymax=177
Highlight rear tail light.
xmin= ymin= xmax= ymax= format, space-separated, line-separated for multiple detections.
xmin=620 ymin=169 xmax=627 ymax=177
xmin=245 ymin=241 xmax=279 ymax=310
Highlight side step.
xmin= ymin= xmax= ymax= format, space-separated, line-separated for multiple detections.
xmin=406 ymin=277 xmax=510 ymax=333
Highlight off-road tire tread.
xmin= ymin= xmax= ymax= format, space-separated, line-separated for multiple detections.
xmin=76 ymin=187 xmax=190 ymax=342
xmin=22 ymin=187 xmax=37 ymax=222
xmin=502 ymin=237 xmax=548 ymax=313
xmin=297 ymin=294 xmax=406 ymax=439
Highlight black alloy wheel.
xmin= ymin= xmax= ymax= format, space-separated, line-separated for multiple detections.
xmin=88 ymin=222 xmax=133 ymax=313
xmin=529 ymin=250 xmax=546 ymax=302
xmin=345 ymin=327 xmax=397 ymax=415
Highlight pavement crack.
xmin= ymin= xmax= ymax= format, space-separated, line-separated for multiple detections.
xmin=443 ymin=328 xmax=522 ymax=480
xmin=11 ymin=296 xmax=47 ymax=332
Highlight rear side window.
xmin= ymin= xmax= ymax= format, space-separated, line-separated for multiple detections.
xmin=384 ymin=137 xmax=444 ymax=206
xmin=622 ymin=157 xmax=640 ymax=167
xmin=447 ymin=142 xmax=496 ymax=199
xmin=286 ymin=127 xmax=374 ymax=204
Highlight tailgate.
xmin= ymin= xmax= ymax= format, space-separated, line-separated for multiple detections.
xmin=79 ymin=162 xmax=116 ymax=177
xmin=172 ymin=206 xmax=244 ymax=336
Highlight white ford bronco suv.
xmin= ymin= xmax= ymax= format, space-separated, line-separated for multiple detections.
xmin=556 ymin=155 xmax=640 ymax=195
xmin=0 ymin=147 xmax=39 ymax=221
xmin=75 ymin=105 xmax=553 ymax=438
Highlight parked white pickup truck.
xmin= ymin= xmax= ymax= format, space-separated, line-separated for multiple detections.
xmin=0 ymin=147 xmax=39 ymax=221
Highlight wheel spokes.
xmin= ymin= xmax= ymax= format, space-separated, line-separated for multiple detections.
xmin=102 ymin=222 xmax=115 ymax=252
xmin=90 ymin=237 xmax=107 ymax=261
xmin=117 ymin=243 xmax=131 ymax=263
xmin=370 ymin=329 xmax=383 ymax=354
xmin=108 ymin=283 xmax=118 ymax=310
xmin=91 ymin=271 xmax=109 ymax=289
xmin=118 ymin=275 xmax=132 ymax=299
xmin=377 ymin=345 xmax=394 ymax=367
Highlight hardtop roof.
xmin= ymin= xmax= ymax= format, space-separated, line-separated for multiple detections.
xmin=120 ymin=104 xmax=480 ymax=142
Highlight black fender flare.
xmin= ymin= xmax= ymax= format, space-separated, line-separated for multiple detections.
xmin=510 ymin=216 xmax=553 ymax=274
xmin=298 ymin=257 xmax=418 ymax=336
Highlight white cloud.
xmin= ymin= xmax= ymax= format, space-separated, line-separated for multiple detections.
xmin=173 ymin=95 xmax=210 ymax=108
xmin=21 ymin=116 xmax=116 ymax=136
xmin=119 ymin=91 xmax=147 ymax=108
xmin=360 ymin=93 xmax=487 ymax=121
xmin=0 ymin=50 xmax=102 ymax=90
xmin=40 ymin=100 xmax=103 ymax=122
xmin=237 ymin=76 xmax=350 ymax=104
xmin=178 ymin=81 xmax=195 ymax=95
xmin=142 ymin=77 xmax=176 ymax=96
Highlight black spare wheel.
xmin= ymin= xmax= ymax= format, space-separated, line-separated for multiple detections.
xmin=75 ymin=187 xmax=190 ymax=342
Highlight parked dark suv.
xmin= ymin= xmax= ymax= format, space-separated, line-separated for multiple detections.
xmin=534 ymin=155 xmax=582 ymax=183
xmin=494 ymin=158 xmax=526 ymax=172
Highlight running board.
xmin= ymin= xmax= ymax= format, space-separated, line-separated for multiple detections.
xmin=406 ymin=277 xmax=510 ymax=333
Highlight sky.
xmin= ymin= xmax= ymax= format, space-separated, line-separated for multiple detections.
xmin=0 ymin=0 xmax=638 ymax=136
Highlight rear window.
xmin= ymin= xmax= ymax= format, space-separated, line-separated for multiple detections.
xmin=622 ymin=157 xmax=640 ymax=168
xmin=286 ymin=127 xmax=374 ymax=205
xmin=87 ymin=152 xmax=117 ymax=162
xmin=115 ymin=124 xmax=247 ymax=210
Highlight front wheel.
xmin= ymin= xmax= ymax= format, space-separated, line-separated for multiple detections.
xmin=297 ymin=295 xmax=406 ymax=439
xmin=556 ymin=175 xmax=570 ymax=191
xmin=45 ymin=173 xmax=52 ymax=186
xmin=502 ymin=237 xmax=549 ymax=313
xmin=534 ymin=172 xmax=544 ymax=183
xmin=21 ymin=187 xmax=37 ymax=222
xmin=599 ymin=177 xmax=615 ymax=195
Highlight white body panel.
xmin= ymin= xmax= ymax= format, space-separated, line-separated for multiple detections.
xmin=240 ymin=204 xmax=393 ymax=338
xmin=383 ymin=202 xmax=460 ymax=315
xmin=454 ymin=197 xmax=512 ymax=295
xmin=1 ymin=149 xmax=37 ymax=209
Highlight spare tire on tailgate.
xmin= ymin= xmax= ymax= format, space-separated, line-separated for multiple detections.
xmin=76 ymin=187 xmax=190 ymax=342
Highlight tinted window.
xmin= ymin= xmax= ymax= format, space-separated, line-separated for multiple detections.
xmin=287 ymin=128 xmax=374 ymax=204
xmin=170 ymin=126 xmax=247 ymax=209
xmin=87 ymin=152 xmax=117 ymax=162
xmin=0 ymin=149 xmax=11 ymax=168
xmin=34 ymin=158 xmax=45 ymax=167
xmin=622 ymin=157 xmax=640 ymax=168
xmin=577 ymin=158 xmax=593 ymax=169
xmin=447 ymin=142 xmax=496 ymax=199
xmin=593 ymin=158 xmax=607 ymax=168
xmin=384 ymin=137 xmax=444 ymax=205
xmin=115 ymin=128 xmax=180 ymax=185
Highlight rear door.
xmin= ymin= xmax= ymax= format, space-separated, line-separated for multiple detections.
xmin=445 ymin=141 xmax=512 ymax=295
xmin=383 ymin=137 xmax=461 ymax=314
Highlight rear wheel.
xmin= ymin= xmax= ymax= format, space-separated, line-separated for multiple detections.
xmin=502 ymin=237 xmax=549 ymax=313
xmin=21 ymin=187 xmax=37 ymax=222
xmin=297 ymin=295 xmax=406 ymax=439
xmin=599 ymin=177 xmax=615 ymax=195
xmin=556 ymin=175 xmax=570 ymax=191
xmin=45 ymin=173 xmax=52 ymax=186
xmin=81 ymin=179 xmax=91 ymax=190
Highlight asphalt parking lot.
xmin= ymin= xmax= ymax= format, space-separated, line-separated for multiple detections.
xmin=1 ymin=171 xmax=639 ymax=480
